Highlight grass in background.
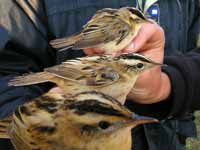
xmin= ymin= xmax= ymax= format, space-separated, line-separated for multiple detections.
xmin=186 ymin=111 xmax=200 ymax=150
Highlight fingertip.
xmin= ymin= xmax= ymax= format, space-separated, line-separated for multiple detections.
xmin=84 ymin=48 xmax=106 ymax=55
xmin=94 ymin=49 xmax=105 ymax=54
xmin=123 ymin=42 xmax=136 ymax=52
xmin=131 ymin=23 xmax=155 ymax=51
xmin=146 ymin=18 xmax=157 ymax=24
xmin=83 ymin=48 xmax=95 ymax=55
xmin=49 ymin=87 xmax=63 ymax=93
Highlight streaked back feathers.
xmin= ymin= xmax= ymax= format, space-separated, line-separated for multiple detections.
xmin=50 ymin=7 xmax=147 ymax=53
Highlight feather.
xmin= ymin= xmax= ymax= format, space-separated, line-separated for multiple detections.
xmin=8 ymin=72 xmax=54 ymax=86
xmin=0 ymin=117 xmax=12 ymax=139
xmin=45 ymin=63 xmax=119 ymax=86
xmin=74 ymin=16 xmax=130 ymax=49
xmin=49 ymin=7 xmax=134 ymax=52
xmin=50 ymin=34 xmax=81 ymax=50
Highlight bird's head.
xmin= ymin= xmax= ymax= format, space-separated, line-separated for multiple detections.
xmin=60 ymin=91 xmax=158 ymax=149
xmin=13 ymin=92 xmax=158 ymax=150
xmin=63 ymin=91 xmax=157 ymax=136
xmin=119 ymin=7 xmax=147 ymax=25
xmin=113 ymin=53 xmax=165 ymax=75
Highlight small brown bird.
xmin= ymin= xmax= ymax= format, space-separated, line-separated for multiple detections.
xmin=0 ymin=91 xmax=158 ymax=150
xmin=9 ymin=53 xmax=164 ymax=104
xmin=50 ymin=7 xmax=148 ymax=53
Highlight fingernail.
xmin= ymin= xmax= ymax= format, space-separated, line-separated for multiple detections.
xmin=125 ymin=42 xmax=136 ymax=52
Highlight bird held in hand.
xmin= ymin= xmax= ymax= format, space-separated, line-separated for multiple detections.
xmin=0 ymin=91 xmax=158 ymax=150
xmin=9 ymin=53 xmax=164 ymax=104
xmin=50 ymin=7 xmax=148 ymax=54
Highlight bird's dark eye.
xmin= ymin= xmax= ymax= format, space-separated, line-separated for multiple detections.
xmin=136 ymin=63 xmax=144 ymax=69
xmin=98 ymin=121 xmax=111 ymax=129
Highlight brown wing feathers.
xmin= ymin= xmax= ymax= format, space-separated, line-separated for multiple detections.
xmin=8 ymin=72 xmax=54 ymax=86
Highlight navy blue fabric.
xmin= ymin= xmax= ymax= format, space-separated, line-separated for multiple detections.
xmin=0 ymin=0 xmax=200 ymax=150
xmin=0 ymin=75 xmax=50 ymax=118
xmin=0 ymin=139 xmax=13 ymax=150
xmin=0 ymin=27 xmax=9 ymax=50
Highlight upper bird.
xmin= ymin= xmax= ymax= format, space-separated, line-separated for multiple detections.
xmin=50 ymin=7 xmax=148 ymax=54
xmin=9 ymin=53 xmax=163 ymax=104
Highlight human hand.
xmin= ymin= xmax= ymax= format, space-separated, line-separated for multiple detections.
xmin=124 ymin=20 xmax=171 ymax=104
xmin=84 ymin=20 xmax=171 ymax=104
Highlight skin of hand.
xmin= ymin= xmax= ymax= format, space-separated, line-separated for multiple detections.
xmin=84 ymin=20 xmax=171 ymax=104
xmin=125 ymin=20 xmax=171 ymax=104
xmin=49 ymin=87 xmax=63 ymax=93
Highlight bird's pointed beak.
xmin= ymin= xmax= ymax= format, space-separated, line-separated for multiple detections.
xmin=132 ymin=113 xmax=159 ymax=123
xmin=123 ymin=113 xmax=159 ymax=129
xmin=106 ymin=114 xmax=158 ymax=134
xmin=150 ymin=61 xmax=167 ymax=67
xmin=146 ymin=57 xmax=167 ymax=67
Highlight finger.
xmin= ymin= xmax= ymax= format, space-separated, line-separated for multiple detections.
xmin=49 ymin=87 xmax=63 ymax=93
xmin=122 ymin=42 xmax=136 ymax=53
xmin=123 ymin=19 xmax=158 ymax=53
xmin=146 ymin=18 xmax=157 ymax=24
xmin=132 ymin=23 xmax=156 ymax=52
xmin=95 ymin=49 xmax=105 ymax=54
xmin=83 ymin=48 xmax=95 ymax=55
xmin=122 ymin=25 xmax=153 ymax=53
xmin=84 ymin=48 xmax=105 ymax=55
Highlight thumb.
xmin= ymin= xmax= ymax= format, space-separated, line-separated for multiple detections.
xmin=124 ymin=22 xmax=156 ymax=53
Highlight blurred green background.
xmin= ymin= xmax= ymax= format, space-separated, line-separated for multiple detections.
xmin=186 ymin=111 xmax=200 ymax=150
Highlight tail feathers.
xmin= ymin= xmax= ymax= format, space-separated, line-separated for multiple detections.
xmin=8 ymin=72 xmax=53 ymax=86
xmin=0 ymin=118 xmax=12 ymax=139
xmin=50 ymin=34 xmax=80 ymax=51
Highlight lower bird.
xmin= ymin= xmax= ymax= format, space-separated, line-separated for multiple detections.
xmin=9 ymin=53 xmax=164 ymax=104
xmin=0 ymin=91 xmax=158 ymax=150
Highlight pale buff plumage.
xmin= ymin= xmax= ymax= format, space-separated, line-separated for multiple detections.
xmin=8 ymin=53 xmax=163 ymax=104
xmin=50 ymin=7 xmax=148 ymax=53
xmin=0 ymin=91 xmax=158 ymax=150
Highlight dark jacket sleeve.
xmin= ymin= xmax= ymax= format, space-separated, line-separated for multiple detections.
xmin=126 ymin=0 xmax=200 ymax=120
xmin=162 ymin=0 xmax=200 ymax=117
xmin=0 ymin=75 xmax=50 ymax=118
xmin=163 ymin=48 xmax=200 ymax=117
xmin=0 ymin=0 xmax=55 ymax=119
